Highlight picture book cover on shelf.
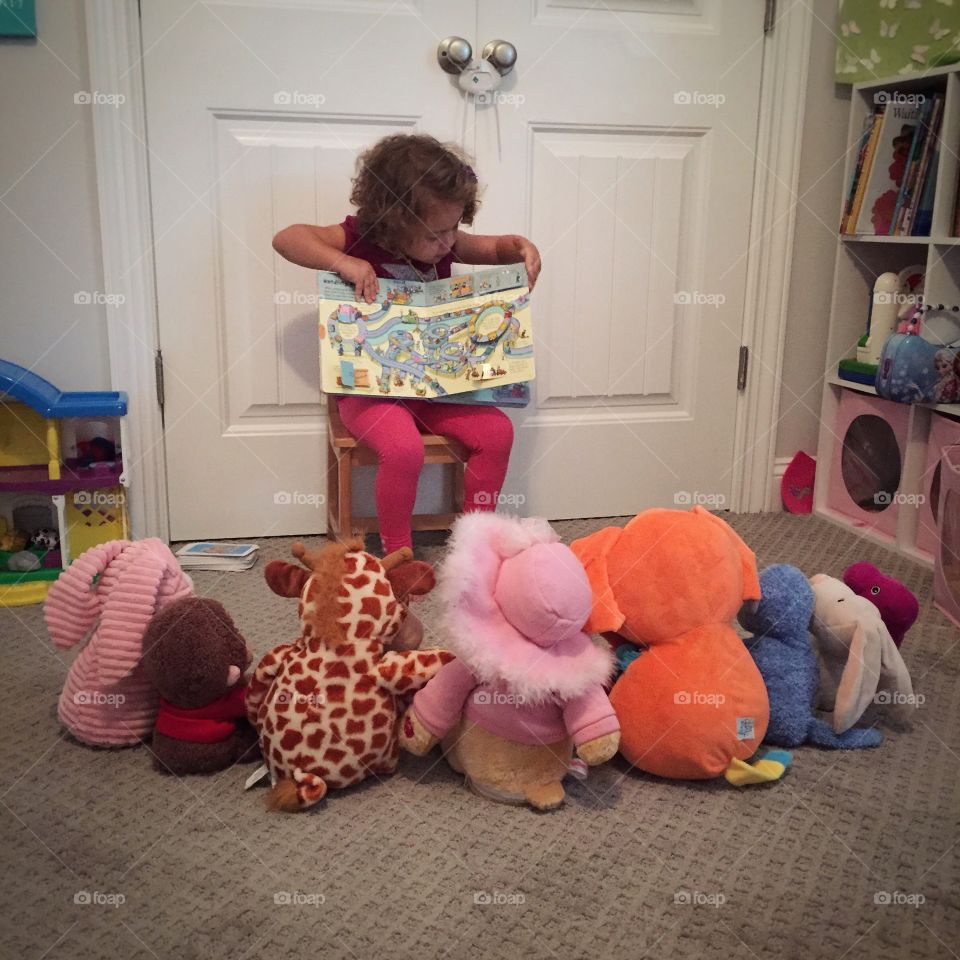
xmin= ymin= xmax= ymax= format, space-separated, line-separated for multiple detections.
xmin=855 ymin=100 xmax=925 ymax=235
xmin=317 ymin=264 xmax=534 ymax=401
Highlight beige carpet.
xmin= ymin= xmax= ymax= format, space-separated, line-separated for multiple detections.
xmin=1 ymin=513 xmax=958 ymax=960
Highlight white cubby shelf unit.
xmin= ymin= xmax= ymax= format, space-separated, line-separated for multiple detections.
xmin=814 ymin=63 xmax=960 ymax=567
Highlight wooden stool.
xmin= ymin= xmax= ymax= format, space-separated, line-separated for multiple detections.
xmin=325 ymin=402 xmax=467 ymax=542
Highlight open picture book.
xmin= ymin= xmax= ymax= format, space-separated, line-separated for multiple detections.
xmin=317 ymin=263 xmax=534 ymax=405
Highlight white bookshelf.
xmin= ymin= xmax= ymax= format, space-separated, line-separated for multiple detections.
xmin=813 ymin=64 xmax=960 ymax=567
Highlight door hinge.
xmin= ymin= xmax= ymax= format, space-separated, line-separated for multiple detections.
xmin=764 ymin=0 xmax=776 ymax=34
xmin=155 ymin=349 xmax=165 ymax=411
xmin=737 ymin=346 xmax=749 ymax=391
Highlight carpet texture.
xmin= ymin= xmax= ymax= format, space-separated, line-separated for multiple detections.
xmin=1 ymin=513 xmax=957 ymax=960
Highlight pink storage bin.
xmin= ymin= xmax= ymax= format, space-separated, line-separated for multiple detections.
xmin=826 ymin=390 xmax=910 ymax=539
xmin=933 ymin=444 xmax=960 ymax=629
xmin=916 ymin=413 xmax=960 ymax=558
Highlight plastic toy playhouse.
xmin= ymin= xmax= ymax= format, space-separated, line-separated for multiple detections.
xmin=0 ymin=358 xmax=128 ymax=606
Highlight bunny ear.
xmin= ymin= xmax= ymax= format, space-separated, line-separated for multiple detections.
xmin=879 ymin=629 xmax=915 ymax=718
xmin=833 ymin=621 xmax=883 ymax=733
xmin=97 ymin=542 xmax=188 ymax=686
xmin=44 ymin=540 xmax=129 ymax=650
xmin=569 ymin=527 xmax=625 ymax=634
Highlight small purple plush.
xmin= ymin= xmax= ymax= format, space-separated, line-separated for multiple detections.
xmin=842 ymin=562 xmax=918 ymax=648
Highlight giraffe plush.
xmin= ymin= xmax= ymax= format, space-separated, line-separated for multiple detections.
xmin=246 ymin=539 xmax=452 ymax=812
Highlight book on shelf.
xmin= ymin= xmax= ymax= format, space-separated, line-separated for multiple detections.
xmin=841 ymin=93 xmax=945 ymax=237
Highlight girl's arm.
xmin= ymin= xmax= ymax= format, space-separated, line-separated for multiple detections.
xmin=454 ymin=232 xmax=542 ymax=289
xmin=272 ymin=223 xmax=379 ymax=302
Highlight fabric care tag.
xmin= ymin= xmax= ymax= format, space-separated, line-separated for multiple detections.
xmin=244 ymin=764 xmax=272 ymax=790
xmin=566 ymin=758 xmax=589 ymax=782
xmin=736 ymin=718 xmax=756 ymax=741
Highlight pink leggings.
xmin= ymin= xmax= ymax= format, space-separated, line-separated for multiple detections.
xmin=336 ymin=396 xmax=514 ymax=553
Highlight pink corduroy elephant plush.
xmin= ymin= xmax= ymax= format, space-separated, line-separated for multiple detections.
xmin=44 ymin=538 xmax=194 ymax=747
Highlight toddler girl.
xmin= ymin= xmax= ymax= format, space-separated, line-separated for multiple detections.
xmin=273 ymin=133 xmax=541 ymax=553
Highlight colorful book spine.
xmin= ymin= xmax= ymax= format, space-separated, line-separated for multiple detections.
xmin=840 ymin=113 xmax=877 ymax=233
xmin=903 ymin=95 xmax=943 ymax=236
xmin=891 ymin=97 xmax=932 ymax=235
xmin=847 ymin=109 xmax=885 ymax=234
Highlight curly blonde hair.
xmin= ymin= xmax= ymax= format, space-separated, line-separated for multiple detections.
xmin=350 ymin=134 xmax=479 ymax=252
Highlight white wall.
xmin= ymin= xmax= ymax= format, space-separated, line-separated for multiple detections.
xmin=0 ymin=0 xmax=110 ymax=390
xmin=775 ymin=0 xmax=850 ymax=463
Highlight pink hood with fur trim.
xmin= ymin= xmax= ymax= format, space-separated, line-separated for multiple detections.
xmin=412 ymin=514 xmax=618 ymax=746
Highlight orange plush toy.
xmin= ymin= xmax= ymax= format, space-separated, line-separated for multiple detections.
xmin=571 ymin=507 xmax=791 ymax=786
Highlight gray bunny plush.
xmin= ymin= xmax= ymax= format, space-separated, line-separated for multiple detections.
xmin=809 ymin=574 xmax=916 ymax=733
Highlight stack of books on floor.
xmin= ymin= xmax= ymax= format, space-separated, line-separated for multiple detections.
xmin=840 ymin=91 xmax=944 ymax=236
xmin=175 ymin=542 xmax=259 ymax=571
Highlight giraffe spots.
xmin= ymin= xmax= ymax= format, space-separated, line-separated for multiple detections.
xmin=360 ymin=752 xmax=379 ymax=767
xmin=370 ymin=732 xmax=388 ymax=750
xmin=264 ymin=716 xmax=275 ymax=735
xmin=306 ymin=657 xmax=323 ymax=671
xmin=386 ymin=600 xmax=398 ymax=616
xmin=371 ymin=713 xmax=391 ymax=730
xmin=334 ymin=644 xmax=356 ymax=658
xmin=346 ymin=574 xmax=371 ymax=590
xmin=402 ymin=658 xmax=418 ymax=675
xmin=329 ymin=707 xmax=347 ymax=719
xmin=353 ymin=698 xmax=376 ymax=715
xmin=295 ymin=677 xmax=317 ymax=695
xmin=355 ymin=676 xmax=375 ymax=694
xmin=395 ymin=676 xmax=413 ymax=692
xmin=363 ymin=555 xmax=380 ymax=571
xmin=326 ymin=685 xmax=346 ymax=703
xmin=374 ymin=578 xmax=391 ymax=597
xmin=439 ymin=651 xmax=455 ymax=665
xmin=306 ymin=729 xmax=326 ymax=750
xmin=418 ymin=653 xmax=437 ymax=667
xmin=360 ymin=597 xmax=382 ymax=620
xmin=380 ymin=662 xmax=398 ymax=681
xmin=280 ymin=730 xmax=303 ymax=751
xmin=346 ymin=738 xmax=366 ymax=755
xmin=275 ymin=714 xmax=290 ymax=732
xmin=324 ymin=661 xmax=350 ymax=680
xmin=355 ymin=620 xmax=374 ymax=640
xmin=340 ymin=764 xmax=359 ymax=780
xmin=338 ymin=600 xmax=353 ymax=619
xmin=324 ymin=747 xmax=346 ymax=764
xmin=272 ymin=747 xmax=284 ymax=765
xmin=352 ymin=659 xmax=369 ymax=674
xmin=287 ymin=660 xmax=304 ymax=676
xmin=344 ymin=554 xmax=359 ymax=573
xmin=346 ymin=718 xmax=366 ymax=735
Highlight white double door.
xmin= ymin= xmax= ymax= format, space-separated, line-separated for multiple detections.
xmin=141 ymin=0 xmax=765 ymax=539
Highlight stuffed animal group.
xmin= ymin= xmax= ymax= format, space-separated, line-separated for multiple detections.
xmin=44 ymin=515 xmax=919 ymax=811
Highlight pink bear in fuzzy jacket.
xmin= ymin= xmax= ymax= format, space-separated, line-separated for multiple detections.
xmin=400 ymin=513 xmax=620 ymax=810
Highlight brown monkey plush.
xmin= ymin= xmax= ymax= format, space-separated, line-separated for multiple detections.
xmin=142 ymin=597 xmax=260 ymax=775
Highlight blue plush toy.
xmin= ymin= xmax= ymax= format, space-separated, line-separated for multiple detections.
xmin=738 ymin=564 xmax=882 ymax=749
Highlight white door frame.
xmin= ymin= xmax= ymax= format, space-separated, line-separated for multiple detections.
xmin=85 ymin=0 xmax=813 ymax=538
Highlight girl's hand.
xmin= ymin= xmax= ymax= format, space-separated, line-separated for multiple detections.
xmin=338 ymin=257 xmax=379 ymax=303
xmin=517 ymin=238 xmax=542 ymax=290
